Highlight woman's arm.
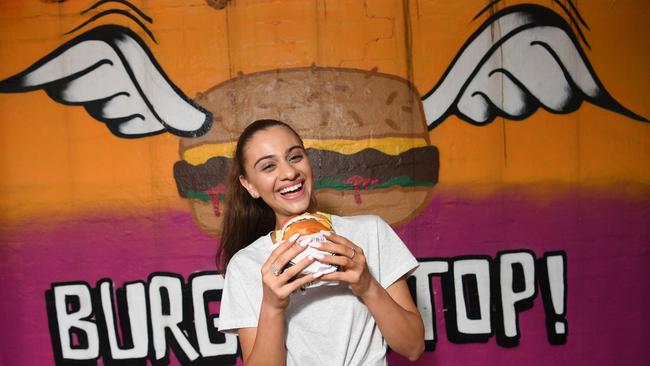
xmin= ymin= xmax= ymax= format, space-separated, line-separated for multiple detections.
xmin=315 ymin=232 xmax=425 ymax=361
xmin=360 ymin=276 xmax=425 ymax=361
xmin=237 ymin=235 xmax=318 ymax=365
xmin=237 ymin=304 xmax=285 ymax=365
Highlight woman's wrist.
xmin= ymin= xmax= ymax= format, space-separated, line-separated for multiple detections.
xmin=357 ymin=277 xmax=383 ymax=302
xmin=260 ymin=298 xmax=288 ymax=317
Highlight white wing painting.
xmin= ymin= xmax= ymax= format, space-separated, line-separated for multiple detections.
xmin=0 ymin=25 xmax=212 ymax=138
xmin=0 ymin=3 xmax=645 ymax=139
xmin=422 ymin=4 xmax=647 ymax=128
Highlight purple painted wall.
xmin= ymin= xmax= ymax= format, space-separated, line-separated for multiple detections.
xmin=2 ymin=188 xmax=648 ymax=365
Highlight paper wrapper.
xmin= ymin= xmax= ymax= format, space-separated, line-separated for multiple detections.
xmin=273 ymin=232 xmax=339 ymax=289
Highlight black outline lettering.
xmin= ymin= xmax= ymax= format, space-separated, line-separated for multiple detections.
xmin=94 ymin=279 xmax=149 ymax=366
xmin=442 ymin=256 xmax=492 ymax=344
xmin=410 ymin=258 xmax=450 ymax=351
xmin=493 ymin=250 xmax=537 ymax=347
xmin=537 ymin=251 xmax=568 ymax=345
xmin=46 ymin=281 xmax=100 ymax=366
xmin=147 ymin=272 xmax=199 ymax=366
xmin=187 ymin=271 xmax=239 ymax=365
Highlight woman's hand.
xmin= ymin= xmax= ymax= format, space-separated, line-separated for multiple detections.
xmin=309 ymin=231 xmax=425 ymax=361
xmin=241 ymin=234 xmax=318 ymax=366
xmin=260 ymin=234 xmax=318 ymax=310
xmin=309 ymin=231 xmax=375 ymax=297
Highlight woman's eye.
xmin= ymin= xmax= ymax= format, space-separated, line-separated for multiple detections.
xmin=289 ymin=154 xmax=303 ymax=162
xmin=262 ymin=163 xmax=275 ymax=172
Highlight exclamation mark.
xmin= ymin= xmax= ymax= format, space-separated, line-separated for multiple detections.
xmin=537 ymin=252 xmax=568 ymax=345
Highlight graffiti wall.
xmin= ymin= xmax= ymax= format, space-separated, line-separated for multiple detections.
xmin=1 ymin=0 xmax=648 ymax=365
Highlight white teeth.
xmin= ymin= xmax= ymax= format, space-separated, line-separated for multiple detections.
xmin=280 ymin=182 xmax=302 ymax=194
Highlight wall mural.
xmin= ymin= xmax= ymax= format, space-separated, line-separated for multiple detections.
xmin=0 ymin=0 xmax=648 ymax=365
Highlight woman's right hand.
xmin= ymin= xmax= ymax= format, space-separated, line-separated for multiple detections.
xmin=260 ymin=234 xmax=317 ymax=310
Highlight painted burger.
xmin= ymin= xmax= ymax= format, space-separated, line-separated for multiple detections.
xmin=173 ymin=66 xmax=439 ymax=237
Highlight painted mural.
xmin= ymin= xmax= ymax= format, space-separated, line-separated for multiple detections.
xmin=0 ymin=0 xmax=648 ymax=365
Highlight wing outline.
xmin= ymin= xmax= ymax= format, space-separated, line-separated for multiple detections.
xmin=0 ymin=25 xmax=212 ymax=138
xmin=421 ymin=4 xmax=648 ymax=129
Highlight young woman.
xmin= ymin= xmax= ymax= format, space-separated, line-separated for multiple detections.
xmin=217 ymin=119 xmax=424 ymax=365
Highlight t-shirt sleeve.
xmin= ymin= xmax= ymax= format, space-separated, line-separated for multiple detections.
xmin=218 ymin=255 xmax=261 ymax=334
xmin=374 ymin=216 xmax=419 ymax=289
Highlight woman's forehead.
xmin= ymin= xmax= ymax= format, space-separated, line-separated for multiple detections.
xmin=244 ymin=126 xmax=303 ymax=158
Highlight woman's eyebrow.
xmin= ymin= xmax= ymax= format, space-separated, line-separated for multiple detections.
xmin=286 ymin=145 xmax=305 ymax=154
xmin=253 ymin=154 xmax=275 ymax=168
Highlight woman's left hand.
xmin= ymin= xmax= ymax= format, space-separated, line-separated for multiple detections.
xmin=311 ymin=231 xmax=426 ymax=361
xmin=309 ymin=231 xmax=374 ymax=297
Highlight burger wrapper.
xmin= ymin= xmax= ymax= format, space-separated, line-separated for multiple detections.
xmin=272 ymin=232 xmax=339 ymax=289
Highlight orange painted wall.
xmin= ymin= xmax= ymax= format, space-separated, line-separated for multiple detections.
xmin=1 ymin=0 xmax=647 ymax=228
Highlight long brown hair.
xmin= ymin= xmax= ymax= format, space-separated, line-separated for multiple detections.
xmin=216 ymin=119 xmax=306 ymax=272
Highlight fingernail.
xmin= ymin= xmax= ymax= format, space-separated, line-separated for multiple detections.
xmin=307 ymin=253 xmax=315 ymax=260
xmin=289 ymin=233 xmax=300 ymax=243
xmin=309 ymin=241 xmax=322 ymax=248
xmin=320 ymin=230 xmax=331 ymax=236
xmin=312 ymin=271 xmax=324 ymax=278
xmin=312 ymin=252 xmax=325 ymax=260
xmin=299 ymin=240 xmax=309 ymax=247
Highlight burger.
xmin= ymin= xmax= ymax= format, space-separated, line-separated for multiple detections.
xmin=173 ymin=66 xmax=439 ymax=237
xmin=274 ymin=212 xmax=338 ymax=280
xmin=277 ymin=212 xmax=334 ymax=241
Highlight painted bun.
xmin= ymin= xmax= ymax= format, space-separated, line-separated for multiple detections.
xmin=173 ymin=66 xmax=439 ymax=237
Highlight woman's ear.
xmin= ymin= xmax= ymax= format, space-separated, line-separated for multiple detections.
xmin=239 ymin=175 xmax=260 ymax=199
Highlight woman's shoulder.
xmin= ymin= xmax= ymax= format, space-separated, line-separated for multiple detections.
xmin=331 ymin=214 xmax=387 ymax=235
xmin=332 ymin=213 xmax=383 ymax=226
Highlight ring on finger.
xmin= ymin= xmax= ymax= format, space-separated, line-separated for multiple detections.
xmin=271 ymin=263 xmax=282 ymax=276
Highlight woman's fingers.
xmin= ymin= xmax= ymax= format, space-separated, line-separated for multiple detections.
xmin=264 ymin=231 xmax=370 ymax=298
xmin=317 ymin=270 xmax=344 ymax=282
xmin=309 ymin=251 xmax=351 ymax=268
xmin=276 ymin=254 xmax=315 ymax=282
xmin=319 ymin=230 xmax=348 ymax=245
xmin=271 ymin=233 xmax=301 ymax=256
xmin=263 ymin=234 xmax=296 ymax=270
xmin=320 ymin=231 xmax=362 ymax=252
xmin=317 ymin=269 xmax=363 ymax=287
xmin=313 ymin=241 xmax=361 ymax=262
xmin=262 ymin=233 xmax=302 ymax=273
xmin=307 ymin=232 xmax=373 ymax=295
xmin=272 ymin=256 xmax=322 ymax=297
xmin=273 ymin=240 xmax=310 ymax=271
xmin=283 ymin=273 xmax=321 ymax=296
xmin=263 ymin=238 xmax=315 ymax=288
xmin=282 ymin=262 xmax=336 ymax=295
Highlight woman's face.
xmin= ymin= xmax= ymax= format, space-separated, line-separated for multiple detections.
xmin=239 ymin=125 xmax=314 ymax=227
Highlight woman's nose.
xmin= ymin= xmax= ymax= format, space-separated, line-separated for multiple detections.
xmin=279 ymin=161 xmax=299 ymax=180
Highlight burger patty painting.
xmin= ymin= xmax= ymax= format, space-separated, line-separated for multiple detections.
xmin=173 ymin=67 xmax=439 ymax=235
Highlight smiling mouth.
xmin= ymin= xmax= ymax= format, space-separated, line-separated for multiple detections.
xmin=279 ymin=182 xmax=303 ymax=195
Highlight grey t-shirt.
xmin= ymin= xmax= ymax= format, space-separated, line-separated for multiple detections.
xmin=218 ymin=214 xmax=419 ymax=366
